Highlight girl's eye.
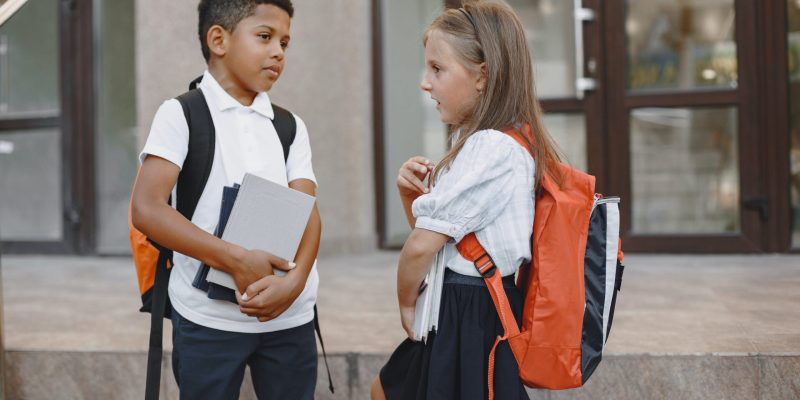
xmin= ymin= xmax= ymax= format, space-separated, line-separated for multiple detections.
xmin=280 ymin=41 xmax=289 ymax=49
xmin=259 ymin=33 xmax=271 ymax=40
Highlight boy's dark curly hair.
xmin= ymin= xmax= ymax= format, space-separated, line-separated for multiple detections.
xmin=198 ymin=0 xmax=294 ymax=61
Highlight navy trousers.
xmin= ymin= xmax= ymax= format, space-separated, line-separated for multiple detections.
xmin=171 ymin=311 xmax=318 ymax=400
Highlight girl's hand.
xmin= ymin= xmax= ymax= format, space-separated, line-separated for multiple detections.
xmin=396 ymin=156 xmax=434 ymax=200
xmin=400 ymin=304 xmax=416 ymax=340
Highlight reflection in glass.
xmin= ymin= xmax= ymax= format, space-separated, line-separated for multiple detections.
xmin=0 ymin=129 xmax=63 ymax=241
xmin=789 ymin=0 xmax=800 ymax=248
xmin=626 ymin=0 xmax=737 ymax=92
xmin=0 ymin=0 xmax=59 ymax=119
xmin=508 ymin=0 xmax=576 ymax=99
xmin=382 ymin=0 xmax=444 ymax=246
xmin=94 ymin=0 xmax=139 ymax=253
xmin=630 ymin=107 xmax=739 ymax=234
xmin=543 ymin=113 xmax=587 ymax=172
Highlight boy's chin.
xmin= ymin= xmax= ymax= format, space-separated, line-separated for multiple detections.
xmin=249 ymin=77 xmax=277 ymax=92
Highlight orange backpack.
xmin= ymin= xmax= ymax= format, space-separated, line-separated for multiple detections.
xmin=456 ymin=126 xmax=625 ymax=399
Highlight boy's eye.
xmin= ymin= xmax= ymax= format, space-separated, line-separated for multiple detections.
xmin=432 ymin=65 xmax=440 ymax=73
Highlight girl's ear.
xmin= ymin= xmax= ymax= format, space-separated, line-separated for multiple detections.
xmin=207 ymin=25 xmax=228 ymax=58
xmin=476 ymin=62 xmax=488 ymax=93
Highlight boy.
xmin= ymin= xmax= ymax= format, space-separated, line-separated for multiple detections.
xmin=131 ymin=1 xmax=321 ymax=398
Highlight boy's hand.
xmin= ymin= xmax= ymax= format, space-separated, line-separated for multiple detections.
xmin=235 ymin=272 xmax=304 ymax=322
xmin=397 ymin=156 xmax=433 ymax=200
xmin=231 ymin=249 xmax=295 ymax=294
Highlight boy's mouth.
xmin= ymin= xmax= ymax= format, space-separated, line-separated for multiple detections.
xmin=264 ymin=65 xmax=281 ymax=78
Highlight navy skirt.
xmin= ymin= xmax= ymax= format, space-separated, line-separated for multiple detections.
xmin=379 ymin=269 xmax=530 ymax=400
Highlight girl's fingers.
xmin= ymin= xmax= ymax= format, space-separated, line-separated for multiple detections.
xmin=399 ymin=172 xmax=428 ymax=194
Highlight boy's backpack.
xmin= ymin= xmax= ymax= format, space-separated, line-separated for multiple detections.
xmin=455 ymin=125 xmax=625 ymax=399
xmin=128 ymin=78 xmax=321 ymax=400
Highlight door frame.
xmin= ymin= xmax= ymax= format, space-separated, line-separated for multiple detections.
xmin=0 ymin=0 xmax=95 ymax=254
xmin=602 ymin=0 xmax=771 ymax=252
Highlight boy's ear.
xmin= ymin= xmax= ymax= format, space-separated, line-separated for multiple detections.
xmin=207 ymin=25 xmax=228 ymax=58
xmin=476 ymin=62 xmax=488 ymax=93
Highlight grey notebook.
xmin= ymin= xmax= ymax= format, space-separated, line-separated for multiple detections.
xmin=206 ymin=173 xmax=315 ymax=290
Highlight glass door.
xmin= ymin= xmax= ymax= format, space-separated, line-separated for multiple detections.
xmin=0 ymin=0 xmax=94 ymax=253
xmin=604 ymin=0 xmax=764 ymax=251
xmin=509 ymin=0 xmax=605 ymax=182
xmin=511 ymin=0 xmax=764 ymax=252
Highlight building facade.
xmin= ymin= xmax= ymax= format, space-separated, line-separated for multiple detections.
xmin=0 ymin=0 xmax=798 ymax=255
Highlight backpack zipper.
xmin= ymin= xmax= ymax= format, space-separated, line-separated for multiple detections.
xmin=592 ymin=195 xmax=620 ymax=212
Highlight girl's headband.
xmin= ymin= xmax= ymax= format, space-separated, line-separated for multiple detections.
xmin=458 ymin=7 xmax=479 ymax=36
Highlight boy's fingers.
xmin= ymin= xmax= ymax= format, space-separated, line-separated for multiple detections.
xmin=269 ymin=255 xmax=295 ymax=272
xmin=244 ymin=277 xmax=271 ymax=300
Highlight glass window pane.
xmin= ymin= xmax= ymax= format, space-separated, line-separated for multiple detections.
xmin=382 ymin=0 xmax=444 ymax=246
xmin=789 ymin=0 xmax=800 ymax=248
xmin=630 ymin=107 xmax=739 ymax=234
xmin=626 ymin=0 xmax=737 ymax=92
xmin=543 ymin=113 xmax=587 ymax=172
xmin=509 ymin=0 xmax=577 ymax=99
xmin=0 ymin=129 xmax=63 ymax=241
xmin=0 ymin=0 xmax=60 ymax=119
xmin=94 ymin=0 xmax=138 ymax=254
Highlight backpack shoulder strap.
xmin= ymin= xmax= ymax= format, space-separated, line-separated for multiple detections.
xmin=175 ymin=88 xmax=215 ymax=219
xmin=271 ymin=104 xmax=297 ymax=163
xmin=144 ymin=88 xmax=215 ymax=400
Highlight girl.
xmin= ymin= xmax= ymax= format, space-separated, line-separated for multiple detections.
xmin=372 ymin=2 xmax=563 ymax=399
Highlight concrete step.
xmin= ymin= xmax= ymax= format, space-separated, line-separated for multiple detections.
xmin=3 ymin=253 xmax=800 ymax=399
xmin=5 ymin=351 xmax=799 ymax=400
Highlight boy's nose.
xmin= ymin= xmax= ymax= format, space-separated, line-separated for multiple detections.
xmin=420 ymin=81 xmax=432 ymax=92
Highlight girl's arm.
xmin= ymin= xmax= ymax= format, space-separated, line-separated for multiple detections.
xmin=396 ymin=156 xmax=434 ymax=228
xmin=397 ymin=227 xmax=449 ymax=337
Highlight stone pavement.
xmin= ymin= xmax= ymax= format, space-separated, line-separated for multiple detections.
xmin=2 ymin=252 xmax=800 ymax=399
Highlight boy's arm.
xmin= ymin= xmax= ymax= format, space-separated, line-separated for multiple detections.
xmin=237 ymin=178 xmax=321 ymax=322
xmin=131 ymin=155 xmax=291 ymax=292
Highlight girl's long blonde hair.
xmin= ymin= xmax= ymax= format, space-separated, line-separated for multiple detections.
xmin=425 ymin=1 xmax=563 ymax=189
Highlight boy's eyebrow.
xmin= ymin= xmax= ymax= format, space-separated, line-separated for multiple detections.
xmin=255 ymin=24 xmax=291 ymax=40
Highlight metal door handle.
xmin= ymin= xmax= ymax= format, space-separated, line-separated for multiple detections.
xmin=0 ymin=140 xmax=13 ymax=155
xmin=742 ymin=196 xmax=769 ymax=221
xmin=574 ymin=0 xmax=597 ymax=99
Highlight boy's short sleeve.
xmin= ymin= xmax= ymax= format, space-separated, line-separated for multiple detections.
xmin=285 ymin=114 xmax=318 ymax=187
xmin=139 ymin=99 xmax=189 ymax=168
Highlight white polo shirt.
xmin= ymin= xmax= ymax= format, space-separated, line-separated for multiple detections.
xmin=140 ymin=70 xmax=319 ymax=333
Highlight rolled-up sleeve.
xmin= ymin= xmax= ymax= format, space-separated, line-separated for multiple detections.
xmin=412 ymin=130 xmax=518 ymax=243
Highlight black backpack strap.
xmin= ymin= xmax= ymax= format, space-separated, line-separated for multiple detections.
xmin=189 ymin=75 xmax=203 ymax=91
xmin=175 ymin=88 xmax=215 ymax=219
xmin=145 ymin=88 xmax=215 ymax=400
xmin=271 ymin=104 xmax=296 ymax=162
xmin=314 ymin=305 xmax=335 ymax=393
xmin=145 ymin=250 xmax=172 ymax=400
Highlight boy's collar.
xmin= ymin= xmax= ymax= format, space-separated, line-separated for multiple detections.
xmin=199 ymin=70 xmax=275 ymax=120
